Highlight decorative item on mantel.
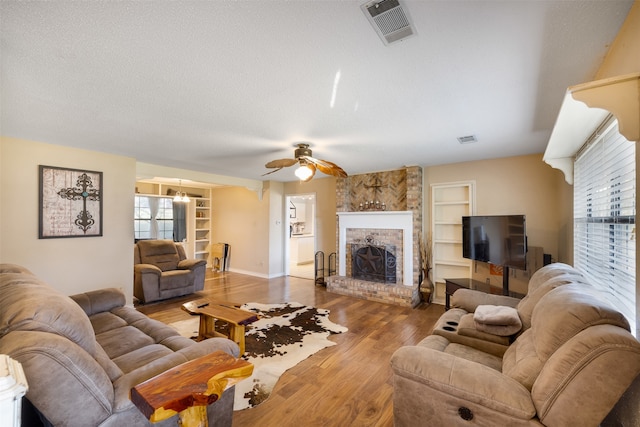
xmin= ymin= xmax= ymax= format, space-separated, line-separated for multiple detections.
xmin=359 ymin=200 xmax=386 ymax=211
xmin=419 ymin=233 xmax=434 ymax=304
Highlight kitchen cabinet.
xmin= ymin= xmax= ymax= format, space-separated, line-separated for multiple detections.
xmin=290 ymin=235 xmax=314 ymax=265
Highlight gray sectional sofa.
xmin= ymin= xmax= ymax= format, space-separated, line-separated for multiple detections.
xmin=0 ymin=263 xmax=239 ymax=427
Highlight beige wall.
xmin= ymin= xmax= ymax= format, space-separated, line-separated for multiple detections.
xmin=208 ymin=177 xmax=337 ymax=279
xmin=267 ymin=181 xmax=285 ymax=276
xmin=210 ymin=185 xmax=272 ymax=277
xmin=0 ymin=137 xmax=136 ymax=302
xmin=424 ymin=154 xmax=571 ymax=263
xmin=595 ymin=1 xmax=640 ymax=80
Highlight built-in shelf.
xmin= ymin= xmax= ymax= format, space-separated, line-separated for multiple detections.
xmin=191 ymin=197 xmax=211 ymax=264
xmin=431 ymin=181 xmax=475 ymax=305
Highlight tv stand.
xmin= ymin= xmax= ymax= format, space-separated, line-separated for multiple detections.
xmin=502 ymin=265 xmax=510 ymax=296
xmin=444 ymin=278 xmax=502 ymax=310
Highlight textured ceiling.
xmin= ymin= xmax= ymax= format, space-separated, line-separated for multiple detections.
xmin=0 ymin=0 xmax=633 ymax=183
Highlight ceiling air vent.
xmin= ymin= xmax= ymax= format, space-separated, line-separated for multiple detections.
xmin=361 ymin=0 xmax=416 ymax=45
xmin=457 ymin=135 xmax=478 ymax=144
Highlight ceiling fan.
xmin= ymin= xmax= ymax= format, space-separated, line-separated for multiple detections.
xmin=263 ymin=143 xmax=348 ymax=181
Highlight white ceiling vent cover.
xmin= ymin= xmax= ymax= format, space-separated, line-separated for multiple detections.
xmin=361 ymin=0 xmax=416 ymax=45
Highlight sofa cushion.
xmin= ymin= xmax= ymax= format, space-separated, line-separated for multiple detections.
xmin=89 ymin=311 xmax=129 ymax=335
xmin=500 ymin=329 xmax=541 ymax=390
xmin=532 ymin=325 xmax=640 ymax=426
xmin=0 ymin=330 xmax=115 ymax=427
xmin=525 ymin=262 xmax=582 ymax=294
xmin=517 ymin=272 xmax=591 ymax=330
xmin=97 ymin=325 xmax=156 ymax=360
xmin=0 ymin=273 xmax=97 ymax=356
xmin=159 ymin=269 xmax=193 ymax=290
xmin=137 ymin=240 xmax=181 ymax=271
xmin=502 ymin=284 xmax=630 ymax=390
xmin=531 ymin=284 xmax=630 ymax=359
xmin=419 ymin=335 xmax=503 ymax=371
xmin=111 ymin=343 xmax=175 ymax=374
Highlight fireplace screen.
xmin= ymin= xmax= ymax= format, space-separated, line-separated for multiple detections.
xmin=350 ymin=243 xmax=397 ymax=284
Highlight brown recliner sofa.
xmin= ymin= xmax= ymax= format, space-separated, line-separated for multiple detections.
xmin=390 ymin=263 xmax=640 ymax=426
xmin=0 ymin=263 xmax=239 ymax=427
xmin=134 ymin=239 xmax=207 ymax=303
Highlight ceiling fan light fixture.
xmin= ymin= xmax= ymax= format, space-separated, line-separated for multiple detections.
xmin=263 ymin=142 xmax=346 ymax=180
xmin=295 ymin=163 xmax=314 ymax=181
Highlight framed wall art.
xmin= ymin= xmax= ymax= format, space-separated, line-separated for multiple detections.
xmin=39 ymin=165 xmax=103 ymax=238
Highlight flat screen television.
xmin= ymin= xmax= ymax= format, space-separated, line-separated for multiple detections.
xmin=462 ymin=215 xmax=527 ymax=294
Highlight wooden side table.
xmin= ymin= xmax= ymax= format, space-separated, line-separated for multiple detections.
xmin=131 ymin=351 xmax=253 ymax=427
xmin=182 ymin=299 xmax=259 ymax=354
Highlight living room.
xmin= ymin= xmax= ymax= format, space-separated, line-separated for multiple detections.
xmin=1 ymin=1 xmax=640 ymax=426
xmin=2 ymin=1 xmax=636 ymax=300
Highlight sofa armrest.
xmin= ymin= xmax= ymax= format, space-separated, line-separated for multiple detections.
xmin=451 ymin=289 xmax=521 ymax=312
xmin=135 ymin=263 xmax=162 ymax=276
xmin=178 ymin=259 xmax=207 ymax=270
xmin=391 ymin=345 xmax=535 ymax=419
xmin=71 ymin=287 xmax=126 ymax=316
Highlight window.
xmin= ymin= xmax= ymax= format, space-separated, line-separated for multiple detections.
xmin=134 ymin=196 xmax=152 ymax=240
xmin=134 ymin=196 xmax=174 ymax=240
xmin=155 ymin=198 xmax=174 ymax=240
xmin=574 ymin=118 xmax=635 ymax=332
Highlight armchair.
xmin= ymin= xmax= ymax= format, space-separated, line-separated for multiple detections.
xmin=134 ymin=239 xmax=207 ymax=303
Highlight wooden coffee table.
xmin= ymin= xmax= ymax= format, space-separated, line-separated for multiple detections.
xmin=182 ymin=299 xmax=259 ymax=354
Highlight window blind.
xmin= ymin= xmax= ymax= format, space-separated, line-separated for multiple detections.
xmin=574 ymin=118 xmax=635 ymax=332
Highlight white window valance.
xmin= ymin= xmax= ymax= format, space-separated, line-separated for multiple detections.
xmin=544 ymin=72 xmax=640 ymax=184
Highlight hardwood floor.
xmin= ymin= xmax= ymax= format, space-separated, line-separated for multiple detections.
xmin=136 ymin=270 xmax=444 ymax=427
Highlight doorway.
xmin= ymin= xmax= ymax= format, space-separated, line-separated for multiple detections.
xmin=285 ymin=193 xmax=316 ymax=279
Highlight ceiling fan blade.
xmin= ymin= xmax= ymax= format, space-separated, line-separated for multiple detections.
xmin=261 ymin=167 xmax=284 ymax=176
xmin=304 ymin=163 xmax=317 ymax=181
xmin=304 ymin=156 xmax=348 ymax=178
xmin=265 ymin=158 xmax=297 ymax=169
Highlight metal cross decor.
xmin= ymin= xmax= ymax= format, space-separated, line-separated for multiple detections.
xmin=56 ymin=173 xmax=101 ymax=233
xmin=39 ymin=165 xmax=103 ymax=238
xmin=359 ymin=174 xmax=388 ymax=211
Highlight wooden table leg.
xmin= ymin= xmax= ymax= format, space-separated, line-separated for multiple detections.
xmin=179 ymin=406 xmax=208 ymax=427
xmin=229 ymin=324 xmax=246 ymax=354
xmin=198 ymin=315 xmax=215 ymax=341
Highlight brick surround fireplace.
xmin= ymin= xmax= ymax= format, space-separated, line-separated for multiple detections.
xmin=326 ymin=167 xmax=422 ymax=307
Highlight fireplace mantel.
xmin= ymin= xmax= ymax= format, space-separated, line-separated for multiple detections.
xmin=337 ymin=211 xmax=413 ymax=286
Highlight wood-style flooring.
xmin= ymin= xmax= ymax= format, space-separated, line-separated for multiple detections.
xmin=136 ymin=270 xmax=444 ymax=427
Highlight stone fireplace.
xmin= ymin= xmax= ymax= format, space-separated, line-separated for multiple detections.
xmin=326 ymin=167 xmax=422 ymax=307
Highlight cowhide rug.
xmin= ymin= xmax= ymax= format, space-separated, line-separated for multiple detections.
xmin=169 ymin=302 xmax=347 ymax=411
